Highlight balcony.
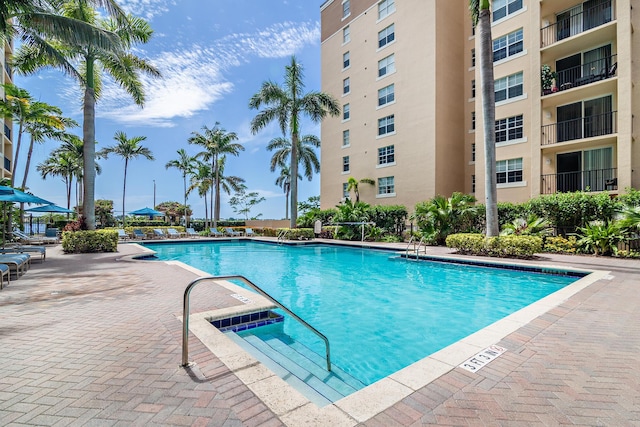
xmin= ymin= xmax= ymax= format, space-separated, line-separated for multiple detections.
xmin=3 ymin=123 xmax=10 ymax=141
xmin=4 ymin=157 xmax=10 ymax=172
xmin=543 ymin=54 xmax=616 ymax=96
xmin=541 ymin=110 xmax=616 ymax=146
xmin=541 ymin=168 xmax=617 ymax=194
xmin=541 ymin=1 xmax=614 ymax=48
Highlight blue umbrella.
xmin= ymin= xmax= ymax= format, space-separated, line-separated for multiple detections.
xmin=129 ymin=207 xmax=163 ymax=216
xmin=0 ymin=185 xmax=52 ymax=205
xmin=25 ymin=204 xmax=74 ymax=214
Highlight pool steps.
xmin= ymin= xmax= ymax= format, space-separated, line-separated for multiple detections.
xmin=222 ymin=322 xmax=365 ymax=406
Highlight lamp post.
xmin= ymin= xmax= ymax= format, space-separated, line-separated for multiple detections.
xmin=153 ymin=180 xmax=156 ymax=208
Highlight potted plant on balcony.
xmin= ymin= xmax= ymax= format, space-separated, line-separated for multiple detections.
xmin=541 ymin=64 xmax=557 ymax=95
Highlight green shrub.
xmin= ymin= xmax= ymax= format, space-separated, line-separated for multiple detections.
xmin=62 ymin=230 xmax=118 ymax=253
xmin=369 ymin=205 xmax=408 ymax=237
xmin=574 ymin=221 xmax=624 ymax=256
xmin=543 ymin=236 xmax=578 ymax=254
xmin=446 ymin=233 xmax=542 ymax=258
xmin=276 ymin=228 xmax=314 ymax=240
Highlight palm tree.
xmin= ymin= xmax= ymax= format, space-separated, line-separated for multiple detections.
xmin=12 ymin=2 xmax=160 ymax=229
xmin=37 ymin=150 xmax=79 ymax=213
xmin=250 ymin=56 xmax=340 ymax=228
xmin=346 ymin=177 xmax=375 ymax=203
xmin=216 ymin=156 xmax=246 ymax=212
xmin=267 ymin=134 xmax=320 ymax=181
xmin=165 ymin=149 xmax=196 ymax=227
xmin=188 ymin=123 xmax=244 ymax=228
xmin=187 ymin=161 xmax=212 ymax=229
xmin=275 ymin=164 xmax=292 ymax=220
xmin=99 ymin=131 xmax=154 ymax=227
xmin=470 ymin=0 xmax=499 ymax=236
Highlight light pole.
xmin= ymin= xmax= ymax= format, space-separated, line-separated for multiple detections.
xmin=153 ymin=180 xmax=156 ymax=208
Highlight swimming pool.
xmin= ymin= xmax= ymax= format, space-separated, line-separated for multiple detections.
xmin=147 ymin=240 xmax=580 ymax=387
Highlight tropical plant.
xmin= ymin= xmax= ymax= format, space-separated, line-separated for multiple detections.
xmin=98 ymin=131 xmax=154 ymax=227
xmin=229 ymin=185 xmax=266 ymax=220
xmin=333 ymin=199 xmax=371 ymax=240
xmin=250 ymin=56 xmax=340 ymax=228
xmin=346 ymin=177 xmax=375 ymax=203
xmin=413 ymin=192 xmax=477 ymax=245
xmin=500 ymin=214 xmax=552 ymax=237
xmin=617 ymin=205 xmax=640 ymax=235
xmin=187 ymin=161 xmax=212 ymax=229
xmin=188 ymin=123 xmax=244 ymax=227
xmin=541 ymin=64 xmax=557 ymax=91
xmin=574 ymin=220 xmax=624 ymax=256
xmin=12 ymin=1 xmax=161 ymax=229
xmin=165 ymin=149 xmax=196 ymax=227
xmin=469 ymin=0 xmax=498 ymax=236
xmin=298 ymin=196 xmax=320 ymax=214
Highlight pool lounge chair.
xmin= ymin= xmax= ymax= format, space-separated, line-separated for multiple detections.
xmin=153 ymin=229 xmax=167 ymax=239
xmin=0 ymin=254 xmax=30 ymax=278
xmin=132 ymin=229 xmax=146 ymax=239
xmin=0 ymin=264 xmax=9 ymax=289
xmin=166 ymin=228 xmax=182 ymax=238
xmin=244 ymin=228 xmax=255 ymax=237
xmin=12 ymin=229 xmax=45 ymax=245
xmin=0 ymin=245 xmax=46 ymax=262
xmin=185 ymin=228 xmax=200 ymax=238
xmin=43 ymin=228 xmax=59 ymax=244
xmin=225 ymin=227 xmax=241 ymax=237
xmin=209 ymin=228 xmax=223 ymax=237
xmin=117 ymin=229 xmax=130 ymax=240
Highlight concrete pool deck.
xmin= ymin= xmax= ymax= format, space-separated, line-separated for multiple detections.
xmin=0 ymin=239 xmax=638 ymax=426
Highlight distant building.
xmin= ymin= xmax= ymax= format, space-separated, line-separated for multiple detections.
xmin=1 ymin=38 xmax=14 ymax=181
xmin=319 ymin=0 xmax=638 ymax=212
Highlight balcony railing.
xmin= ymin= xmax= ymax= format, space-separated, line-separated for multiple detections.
xmin=541 ymin=111 xmax=616 ymax=146
xmin=541 ymin=0 xmax=614 ymax=48
xmin=3 ymin=123 xmax=10 ymax=141
xmin=4 ymin=157 xmax=10 ymax=172
xmin=541 ymin=167 xmax=617 ymax=194
xmin=545 ymin=54 xmax=617 ymax=95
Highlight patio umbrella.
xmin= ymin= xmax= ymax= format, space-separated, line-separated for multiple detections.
xmin=0 ymin=185 xmax=53 ymax=205
xmin=25 ymin=204 xmax=74 ymax=214
xmin=129 ymin=207 xmax=163 ymax=216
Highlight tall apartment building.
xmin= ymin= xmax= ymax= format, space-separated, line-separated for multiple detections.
xmin=320 ymin=0 xmax=639 ymax=212
xmin=1 ymin=39 xmax=14 ymax=181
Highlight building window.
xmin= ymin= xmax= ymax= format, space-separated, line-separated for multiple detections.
xmin=493 ymin=28 xmax=523 ymax=62
xmin=343 ymin=77 xmax=350 ymax=94
xmin=471 ymin=143 xmax=476 ymax=162
xmin=471 ymin=175 xmax=476 ymax=193
xmin=378 ymin=0 xmax=395 ymax=20
xmin=378 ymin=24 xmax=395 ymax=48
xmin=342 ymin=0 xmax=351 ymax=19
xmin=343 ymin=103 xmax=350 ymax=120
xmin=343 ymin=182 xmax=349 ymax=198
xmin=497 ymin=158 xmax=523 ymax=184
xmin=343 ymin=26 xmax=351 ymax=43
xmin=495 ymin=114 xmax=523 ymax=143
xmin=378 ymin=114 xmax=395 ymax=136
xmin=378 ymin=54 xmax=395 ymax=78
xmin=493 ymin=0 xmax=523 ymax=22
xmin=342 ymin=129 xmax=350 ymax=146
xmin=343 ymin=51 xmax=350 ymax=69
xmin=471 ymin=80 xmax=476 ymax=98
xmin=471 ymin=48 xmax=476 ymax=67
xmin=378 ymin=145 xmax=395 ymax=165
xmin=471 ymin=111 xmax=476 ymax=130
xmin=378 ymin=83 xmax=395 ymax=107
xmin=378 ymin=176 xmax=395 ymax=194
xmin=343 ymin=155 xmax=350 ymax=172
xmin=495 ymin=72 xmax=523 ymax=102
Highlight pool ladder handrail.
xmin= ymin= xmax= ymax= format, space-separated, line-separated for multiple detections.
xmin=181 ymin=275 xmax=332 ymax=371
xmin=276 ymin=229 xmax=288 ymax=243
xmin=405 ymin=236 xmax=427 ymax=259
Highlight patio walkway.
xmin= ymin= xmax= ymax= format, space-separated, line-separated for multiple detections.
xmin=0 ymin=241 xmax=638 ymax=426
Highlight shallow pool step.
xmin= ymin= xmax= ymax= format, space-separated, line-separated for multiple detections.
xmin=227 ymin=330 xmax=362 ymax=406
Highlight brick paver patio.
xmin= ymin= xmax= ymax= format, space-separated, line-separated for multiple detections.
xmin=0 ymin=241 xmax=638 ymax=426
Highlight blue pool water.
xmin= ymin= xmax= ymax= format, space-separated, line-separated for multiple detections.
xmin=146 ymin=240 xmax=579 ymax=385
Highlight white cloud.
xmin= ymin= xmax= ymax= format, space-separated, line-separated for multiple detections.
xmin=98 ymin=21 xmax=320 ymax=127
xmin=117 ymin=0 xmax=176 ymax=20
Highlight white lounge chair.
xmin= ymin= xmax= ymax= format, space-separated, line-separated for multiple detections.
xmin=12 ymin=229 xmax=44 ymax=245
xmin=185 ymin=228 xmax=200 ymax=238
xmin=117 ymin=229 xmax=130 ymax=240
xmin=153 ymin=229 xmax=167 ymax=239
xmin=166 ymin=228 xmax=182 ymax=238
xmin=225 ymin=227 xmax=241 ymax=237
xmin=210 ymin=228 xmax=223 ymax=237
xmin=245 ymin=228 xmax=255 ymax=237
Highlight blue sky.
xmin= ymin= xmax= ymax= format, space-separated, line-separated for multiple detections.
xmin=14 ymin=0 xmax=326 ymax=220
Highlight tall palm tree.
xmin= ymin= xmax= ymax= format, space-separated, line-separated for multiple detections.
xmin=165 ymin=149 xmax=196 ymax=227
xmin=275 ymin=164 xmax=292 ymax=220
xmin=187 ymin=161 xmax=212 ymax=229
xmin=99 ymin=131 xmax=154 ymax=227
xmin=37 ymin=150 xmax=79 ymax=213
xmin=346 ymin=177 xmax=375 ymax=203
xmin=470 ymin=0 xmax=499 ymax=236
xmin=12 ymin=1 xmax=160 ymax=229
xmin=188 ymin=123 xmax=244 ymax=228
xmin=216 ymin=156 xmax=245 ymax=211
xmin=250 ymin=56 xmax=340 ymax=228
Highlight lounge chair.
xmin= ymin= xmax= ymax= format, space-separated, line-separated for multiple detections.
xmin=43 ymin=228 xmax=59 ymax=244
xmin=153 ymin=229 xmax=167 ymax=239
xmin=166 ymin=228 xmax=182 ymax=238
xmin=0 ymin=264 xmax=9 ymax=289
xmin=132 ymin=229 xmax=146 ymax=239
xmin=225 ymin=227 xmax=241 ymax=237
xmin=12 ymin=229 xmax=44 ymax=245
xmin=185 ymin=228 xmax=200 ymax=238
xmin=117 ymin=229 xmax=130 ymax=241
xmin=245 ymin=228 xmax=255 ymax=237
xmin=0 ymin=245 xmax=46 ymax=262
xmin=209 ymin=228 xmax=223 ymax=237
xmin=0 ymin=254 xmax=30 ymax=278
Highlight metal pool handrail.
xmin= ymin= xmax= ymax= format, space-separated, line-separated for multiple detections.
xmin=181 ymin=275 xmax=332 ymax=371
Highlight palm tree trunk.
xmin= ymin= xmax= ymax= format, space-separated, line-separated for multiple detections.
xmin=11 ymin=120 xmax=24 ymax=187
xmin=285 ymin=188 xmax=289 ymax=220
xmin=82 ymin=83 xmax=97 ymax=230
xmin=290 ymin=133 xmax=299 ymax=229
xmin=18 ymin=133 xmax=37 ymax=226
xmin=213 ymin=155 xmax=220 ymax=227
xmin=122 ymin=158 xmax=128 ymax=227
xmin=478 ymin=6 xmax=499 ymax=237
xmin=204 ymin=193 xmax=209 ymax=229
xmin=183 ymin=174 xmax=188 ymax=228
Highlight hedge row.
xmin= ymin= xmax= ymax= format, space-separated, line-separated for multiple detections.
xmin=446 ymin=233 xmax=543 ymax=258
xmin=61 ymin=230 xmax=118 ymax=253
